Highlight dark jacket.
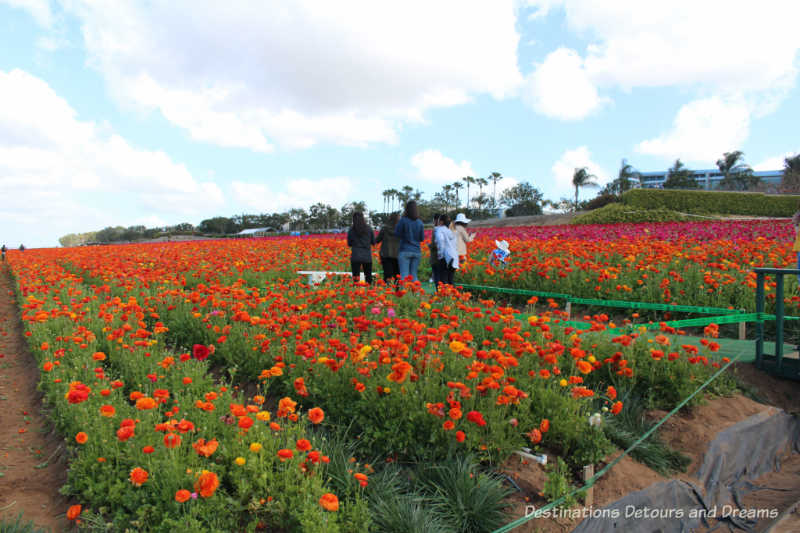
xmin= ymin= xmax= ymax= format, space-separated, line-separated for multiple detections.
xmin=376 ymin=224 xmax=400 ymax=259
xmin=395 ymin=216 xmax=424 ymax=254
xmin=347 ymin=226 xmax=375 ymax=263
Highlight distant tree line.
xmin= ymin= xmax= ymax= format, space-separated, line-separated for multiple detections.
xmin=59 ymin=151 xmax=798 ymax=247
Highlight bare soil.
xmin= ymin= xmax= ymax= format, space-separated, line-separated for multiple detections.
xmin=500 ymin=367 xmax=800 ymax=533
xmin=0 ymin=264 xmax=69 ymax=532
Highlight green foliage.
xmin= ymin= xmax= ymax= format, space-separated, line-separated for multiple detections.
xmin=663 ymin=159 xmax=700 ymax=189
xmin=571 ymin=203 xmax=688 ymax=225
xmin=417 ymin=455 xmax=513 ymax=533
xmin=542 ymin=457 xmax=578 ymax=508
xmin=622 ymin=188 xmax=800 ymax=216
xmin=0 ymin=515 xmax=50 ymax=533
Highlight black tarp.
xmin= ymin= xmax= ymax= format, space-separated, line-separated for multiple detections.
xmin=572 ymin=408 xmax=800 ymax=533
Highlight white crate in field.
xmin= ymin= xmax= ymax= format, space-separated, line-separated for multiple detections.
xmin=297 ymin=271 xmax=364 ymax=285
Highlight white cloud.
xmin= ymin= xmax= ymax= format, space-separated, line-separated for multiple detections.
xmin=0 ymin=69 xmax=224 ymax=246
xmin=231 ymin=177 xmax=354 ymax=213
xmin=58 ymin=0 xmax=523 ymax=151
xmin=550 ymin=146 xmax=610 ymax=200
xmin=754 ymin=152 xmax=798 ymax=171
xmin=523 ymin=47 xmax=607 ymax=120
xmin=522 ymin=0 xmax=800 ymax=146
xmin=636 ymin=96 xmax=751 ymax=163
xmin=1 ymin=0 xmax=53 ymax=27
xmin=411 ymin=149 xmax=476 ymax=185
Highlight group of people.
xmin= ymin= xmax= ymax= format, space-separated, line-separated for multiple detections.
xmin=346 ymin=200 xmax=476 ymax=288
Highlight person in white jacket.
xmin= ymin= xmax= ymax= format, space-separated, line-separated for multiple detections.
xmin=452 ymin=213 xmax=475 ymax=263
xmin=435 ymin=213 xmax=459 ymax=286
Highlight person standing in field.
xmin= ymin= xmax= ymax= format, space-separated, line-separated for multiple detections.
xmin=376 ymin=212 xmax=400 ymax=283
xmin=347 ymin=211 xmax=375 ymax=284
xmin=1 ymin=244 xmax=6 ymax=261
xmin=452 ymin=213 xmax=476 ymax=265
xmin=429 ymin=214 xmax=442 ymax=289
xmin=395 ymin=200 xmax=424 ymax=282
xmin=435 ymin=213 xmax=459 ymax=286
xmin=793 ymin=203 xmax=800 ymax=284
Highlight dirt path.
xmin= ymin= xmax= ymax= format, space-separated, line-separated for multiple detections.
xmin=0 ymin=264 xmax=68 ymax=532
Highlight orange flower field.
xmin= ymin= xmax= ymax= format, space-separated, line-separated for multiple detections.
xmin=5 ymin=221 xmax=760 ymax=531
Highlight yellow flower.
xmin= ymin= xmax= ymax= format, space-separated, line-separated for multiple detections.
xmin=449 ymin=341 xmax=466 ymax=353
xmin=587 ymin=355 xmax=596 ymax=363
xmin=559 ymin=379 xmax=568 ymax=387
xmin=256 ymin=411 xmax=271 ymax=422
xmin=249 ymin=442 xmax=262 ymax=453
xmin=235 ymin=457 xmax=246 ymax=466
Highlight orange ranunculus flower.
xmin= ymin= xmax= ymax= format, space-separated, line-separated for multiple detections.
xmin=99 ymin=405 xmax=115 ymax=417
xmin=135 ymin=396 xmax=157 ymax=410
xmin=319 ymin=493 xmax=339 ymax=511
xmin=194 ymin=470 xmax=219 ymax=498
xmin=296 ymin=439 xmax=312 ymax=452
xmin=448 ymin=408 xmax=462 ymax=420
xmin=277 ymin=397 xmax=297 ymax=417
xmin=92 ymin=351 xmax=106 ymax=360
xmin=293 ymin=377 xmax=309 ymax=397
xmin=527 ymin=428 xmax=542 ymax=444
xmin=354 ymin=472 xmax=368 ymax=487
xmin=129 ymin=467 xmax=149 ymax=486
xmin=308 ymin=407 xmax=324 ymax=424
xmin=192 ymin=438 xmax=218 ymax=457
xmin=606 ymin=386 xmax=617 ymax=400
xmin=442 ymin=420 xmax=455 ymax=431
xmin=43 ymin=361 xmax=54 ymax=372
xmin=238 ymin=416 xmax=254 ymax=430
xmin=66 ymin=504 xmax=82 ymax=520
xmin=540 ymin=419 xmax=550 ymax=433
xmin=576 ymin=360 xmax=593 ymax=374
xmin=611 ymin=401 xmax=623 ymax=415
xmin=164 ymin=432 xmax=181 ymax=449
xmin=175 ymin=489 xmax=191 ymax=503
xmin=75 ymin=432 xmax=88 ymax=444
xmin=277 ymin=448 xmax=294 ymax=461
xmin=116 ymin=425 xmax=135 ymax=442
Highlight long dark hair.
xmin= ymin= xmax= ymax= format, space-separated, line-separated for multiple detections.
xmin=386 ymin=212 xmax=400 ymax=228
xmin=404 ymin=200 xmax=419 ymax=221
xmin=352 ymin=211 xmax=369 ymax=236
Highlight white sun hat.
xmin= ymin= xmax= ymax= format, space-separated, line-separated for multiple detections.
xmin=454 ymin=213 xmax=471 ymax=224
xmin=495 ymin=240 xmax=509 ymax=252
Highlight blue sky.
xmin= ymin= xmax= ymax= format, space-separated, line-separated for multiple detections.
xmin=1 ymin=0 xmax=799 ymax=247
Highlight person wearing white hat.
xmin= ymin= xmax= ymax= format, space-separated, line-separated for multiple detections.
xmin=489 ymin=240 xmax=511 ymax=268
xmin=451 ymin=213 xmax=475 ymax=264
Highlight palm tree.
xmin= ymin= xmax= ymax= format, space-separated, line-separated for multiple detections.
xmin=442 ymin=184 xmax=454 ymax=211
xmin=616 ymin=159 xmax=640 ymax=195
xmin=488 ymin=172 xmax=503 ymax=208
xmin=381 ymin=189 xmax=391 ymax=213
xmin=572 ymin=167 xmax=598 ymax=209
xmin=452 ymin=181 xmax=464 ymax=208
xmin=717 ymin=151 xmax=758 ymax=191
xmin=462 ymin=176 xmax=475 ymax=208
xmin=476 ymin=177 xmax=488 ymax=198
xmin=387 ymin=188 xmax=400 ymax=211
xmin=400 ymin=185 xmax=414 ymax=205
xmin=781 ymin=154 xmax=800 ymax=193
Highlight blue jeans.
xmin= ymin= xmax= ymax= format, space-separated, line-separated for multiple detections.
xmin=398 ymin=250 xmax=422 ymax=282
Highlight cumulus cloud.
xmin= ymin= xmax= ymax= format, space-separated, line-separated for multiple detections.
xmin=1 ymin=0 xmax=53 ymax=27
xmin=636 ymin=96 xmax=751 ymax=163
xmin=230 ymin=177 xmax=354 ymax=213
xmin=754 ymin=152 xmax=798 ymax=171
xmin=523 ymin=47 xmax=607 ymax=120
xmin=550 ymin=146 xmax=610 ymax=200
xmin=411 ymin=149 xmax=476 ymax=185
xmin=522 ymin=0 xmax=800 ymax=142
xmin=53 ymin=0 xmax=523 ymax=151
xmin=0 ymin=68 xmax=223 ymax=246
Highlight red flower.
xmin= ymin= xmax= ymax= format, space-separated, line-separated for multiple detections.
xmin=192 ymin=344 xmax=210 ymax=361
xmin=466 ymin=411 xmax=486 ymax=427
xmin=455 ymin=430 xmax=466 ymax=443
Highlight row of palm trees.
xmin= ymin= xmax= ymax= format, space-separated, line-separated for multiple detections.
xmin=381 ymin=172 xmax=507 ymax=213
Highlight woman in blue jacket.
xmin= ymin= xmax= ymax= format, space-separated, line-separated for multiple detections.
xmin=394 ymin=200 xmax=424 ymax=282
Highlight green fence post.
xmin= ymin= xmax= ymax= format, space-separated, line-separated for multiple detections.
xmin=776 ymin=273 xmax=785 ymax=371
xmin=755 ymin=272 xmax=765 ymax=370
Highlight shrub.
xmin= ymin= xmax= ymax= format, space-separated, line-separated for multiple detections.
xmin=571 ymin=204 xmax=688 ymax=225
xmin=622 ymin=189 xmax=800 ymax=216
